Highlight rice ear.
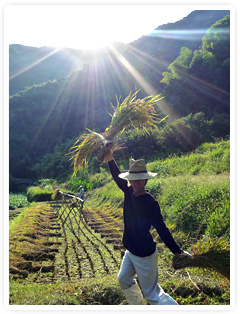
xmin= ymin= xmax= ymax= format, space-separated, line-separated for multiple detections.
xmin=69 ymin=130 xmax=106 ymax=175
xmin=105 ymin=90 xmax=163 ymax=140
xmin=69 ymin=129 xmax=123 ymax=176
xmin=69 ymin=90 xmax=165 ymax=175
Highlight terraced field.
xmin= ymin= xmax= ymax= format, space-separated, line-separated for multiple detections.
xmin=9 ymin=194 xmax=124 ymax=284
xmin=9 ymin=140 xmax=231 ymax=305
xmin=9 ymin=193 xmax=230 ymax=305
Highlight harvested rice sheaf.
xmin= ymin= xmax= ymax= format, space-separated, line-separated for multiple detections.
xmin=104 ymin=91 xmax=163 ymax=140
xmin=69 ymin=131 xmax=117 ymax=176
xmin=173 ymin=247 xmax=230 ymax=280
xmin=70 ymin=90 xmax=165 ymax=175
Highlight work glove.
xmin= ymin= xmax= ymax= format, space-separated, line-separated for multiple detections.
xmin=104 ymin=142 xmax=113 ymax=158
xmin=98 ymin=139 xmax=114 ymax=163
xmin=175 ymin=250 xmax=193 ymax=258
xmin=181 ymin=250 xmax=193 ymax=258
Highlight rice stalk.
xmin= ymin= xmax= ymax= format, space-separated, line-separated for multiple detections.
xmin=69 ymin=131 xmax=108 ymax=176
xmin=52 ymin=189 xmax=63 ymax=201
xmin=69 ymin=90 xmax=165 ymax=176
xmin=172 ymin=237 xmax=230 ymax=280
xmin=104 ymin=90 xmax=164 ymax=140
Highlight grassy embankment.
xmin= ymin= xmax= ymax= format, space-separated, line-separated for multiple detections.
xmin=9 ymin=140 xmax=230 ymax=305
xmin=88 ymin=140 xmax=230 ymax=240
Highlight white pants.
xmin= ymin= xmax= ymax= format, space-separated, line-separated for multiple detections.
xmin=118 ymin=249 xmax=178 ymax=305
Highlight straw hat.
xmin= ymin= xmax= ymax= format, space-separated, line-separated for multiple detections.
xmin=118 ymin=159 xmax=157 ymax=181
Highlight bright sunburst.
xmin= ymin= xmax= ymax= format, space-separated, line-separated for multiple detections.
xmin=5 ymin=5 xmax=194 ymax=51
xmin=66 ymin=24 xmax=114 ymax=51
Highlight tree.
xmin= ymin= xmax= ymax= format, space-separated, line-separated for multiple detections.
xmin=161 ymin=16 xmax=230 ymax=118
xmin=202 ymin=15 xmax=230 ymax=63
xmin=161 ymin=47 xmax=193 ymax=84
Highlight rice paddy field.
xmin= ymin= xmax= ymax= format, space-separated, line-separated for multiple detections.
xmin=8 ymin=140 xmax=231 ymax=307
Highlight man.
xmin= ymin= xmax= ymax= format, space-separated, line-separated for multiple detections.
xmin=79 ymin=185 xmax=84 ymax=200
xmin=107 ymin=153 xmax=192 ymax=305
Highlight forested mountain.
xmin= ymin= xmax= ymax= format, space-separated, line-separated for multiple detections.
xmin=10 ymin=10 xmax=229 ymax=96
xmin=9 ymin=10 xmax=230 ymax=182
xmin=9 ymin=43 xmax=127 ymax=95
xmin=124 ymin=10 xmax=229 ymax=91
xmin=160 ymin=15 xmax=230 ymax=117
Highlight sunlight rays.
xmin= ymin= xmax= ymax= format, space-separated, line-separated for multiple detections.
xmin=96 ymin=57 xmax=117 ymax=118
xmin=19 ymin=25 xmax=229 ymax=158
xmin=104 ymin=46 xmax=194 ymax=149
xmin=107 ymin=41 xmax=229 ymax=150
xmin=148 ymin=28 xmax=229 ymax=41
xmin=127 ymin=44 xmax=170 ymax=75
xmin=109 ymin=44 xmax=179 ymax=121
xmin=10 ymin=48 xmax=60 ymax=81
xmin=187 ymin=73 xmax=229 ymax=104
xmin=171 ymin=66 xmax=229 ymax=107
xmin=112 ymin=47 xmax=156 ymax=96
xmin=27 ymin=77 xmax=73 ymax=153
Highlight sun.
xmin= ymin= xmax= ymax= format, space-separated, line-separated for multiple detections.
xmin=66 ymin=24 xmax=114 ymax=51
xmin=80 ymin=37 xmax=111 ymax=51
xmin=6 ymin=5 xmax=195 ymax=53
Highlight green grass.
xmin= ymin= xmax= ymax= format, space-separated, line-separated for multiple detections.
xmin=147 ymin=140 xmax=230 ymax=176
xmin=153 ymin=173 xmax=230 ymax=239
xmin=9 ymin=193 xmax=29 ymax=210
xmin=9 ymin=264 xmax=229 ymax=305
xmin=87 ymin=182 xmax=124 ymax=209
xmin=87 ymin=140 xmax=230 ymax=241
xmin=88 ymin=169 xmax=112 ymax=189
xmin=9 ymin=206 xmax=30 ymax=232
xmin=27 ymin=186 xmax=54 ymax=202
xmin=8 ymin=139 xmax=231 ymax=305
xmin=9 ymin=275 xmax=124 ymax=305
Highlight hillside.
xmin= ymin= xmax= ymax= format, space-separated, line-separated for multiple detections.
xmin=9 ymin=10 xmax=229 ymax=96
xmin=9 ymin=43 xmax=127 ymax=95
xmin=9 ymin=10 xmax=230 ymax=182
xmin=125 ymin=10 xmax=230 ymax=89
xmin=9 ymin=140 xmax=230 ymax=305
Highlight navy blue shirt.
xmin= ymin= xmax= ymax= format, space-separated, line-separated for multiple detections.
xmin=108 ymin=159 xmax=182 ymax=257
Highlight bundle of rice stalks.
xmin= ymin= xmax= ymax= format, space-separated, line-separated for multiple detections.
xmin=103 ymin=90 xmax=164 ymax=140
xmin=172 ymin=237 xmax=230 ymax=280
xmin=52 ymin=189 xmax=63 ymax=201
xmin=69 ymin=131 xmax=112 ymax=176
xmin=70 ymin=90 xmax=165 ymax=175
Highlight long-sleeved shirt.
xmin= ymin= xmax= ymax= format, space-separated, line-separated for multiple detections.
xmin=108 ymin=159 xmax=182 ymax=257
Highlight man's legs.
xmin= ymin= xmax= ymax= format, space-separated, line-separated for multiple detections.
xmin=118 ymin=251 xmax=145 ymax=305
xmin=128 ymin=250 xmax=178 ymax=305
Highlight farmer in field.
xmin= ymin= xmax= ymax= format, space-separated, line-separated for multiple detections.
xmin=107 ymin=153 xmax=191 ymax=305
xmin=79 ymin=185 xmax=84 ymax=200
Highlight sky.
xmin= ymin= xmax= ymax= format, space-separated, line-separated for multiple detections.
xmin=4 ymin=5 xmax=196 ymax=51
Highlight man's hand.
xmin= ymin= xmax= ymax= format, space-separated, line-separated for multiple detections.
xmin=175 ymin=250 xmax=193 ymax=259
xmin=173 ymin=250 xmax=194 ymax=270
xmin=106 ymin=153 xmax=113 ymax=162
xmin=103 ymin=140 xmax=114 ymax=162
xmin=182 ymin=250 xmax=193 ymax=258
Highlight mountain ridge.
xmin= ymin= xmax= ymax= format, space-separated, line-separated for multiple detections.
xmin=9 ymin=10 xmax=229 ymax=95
xmin=9 ymin=10 xmax=230 ymax=180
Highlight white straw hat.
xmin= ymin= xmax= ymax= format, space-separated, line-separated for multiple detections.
xmin=118 ymin=159 xmax=157 ymax=181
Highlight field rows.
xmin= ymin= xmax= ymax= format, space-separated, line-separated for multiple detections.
xmin=9 ymin=199 xmax=123 ymax=283
xmin=52 ymin=200 xmax=123 ymax=282
xmin=9 ymin=199 xmax=230 ymax=305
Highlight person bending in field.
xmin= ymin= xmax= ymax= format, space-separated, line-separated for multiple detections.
xmin=106 ymin=153 xmax=192 ymax=305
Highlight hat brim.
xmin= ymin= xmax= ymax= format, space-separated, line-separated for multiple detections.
xmin=118 ymin=171 xmax=157 ymax=180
